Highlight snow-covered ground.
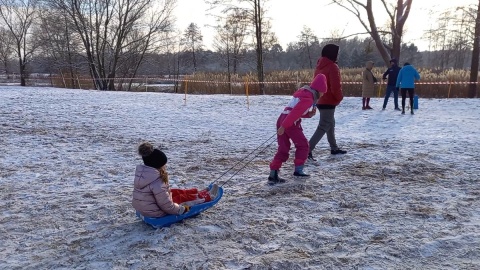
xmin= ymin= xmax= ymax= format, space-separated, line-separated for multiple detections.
xmin=1 ymin=86 xmax=479 ymax=269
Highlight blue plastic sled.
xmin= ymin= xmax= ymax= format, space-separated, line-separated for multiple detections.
xmin=136 ymin=185 xmax=223 ymax=229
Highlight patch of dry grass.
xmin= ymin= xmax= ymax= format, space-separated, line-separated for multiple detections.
xmin=46 ymin=69 xmax=477 ymax=98
xmin=179 ymin=69 xmax=477 ymax=98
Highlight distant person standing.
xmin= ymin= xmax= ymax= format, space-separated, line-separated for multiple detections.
xmin=396 ymin=62 xmax=420 ymax=115
xmin=361 ymin=61 xmax=376 ymax=110
xmin=382 ymin=58 xmax=401 ymax=111
xmin=308 ymin=44 xmax=347 ymax=161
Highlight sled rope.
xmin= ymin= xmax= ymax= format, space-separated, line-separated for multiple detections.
xmin=210 ymin=133 xmax=277 ymax=188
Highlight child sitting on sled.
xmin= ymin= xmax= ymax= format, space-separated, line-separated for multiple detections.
xmin=132 ymin=142 xmax=219 ymax=218
xmin=268 ymin=74 xmax=328 ymax=184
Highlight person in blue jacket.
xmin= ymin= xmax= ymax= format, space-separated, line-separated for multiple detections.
xmin=396 ymin=62 xmax=420 ymax=115
xmin=382 ymin=58 xmax=401 ymax=111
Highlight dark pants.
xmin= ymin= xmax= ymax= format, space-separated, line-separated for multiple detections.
xmin=401 ymin=88 xmax=415 ymax=112
xmin=309 ymin=108 xmax=338 ymax=152
xmin=383 ymin=85 xmax=399 ymax=109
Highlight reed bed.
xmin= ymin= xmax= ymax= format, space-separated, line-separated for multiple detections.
xmin=43 ymin=69 xmax=477 ymax=98
xmin=180 ymin=69 xmax=477 ymax=98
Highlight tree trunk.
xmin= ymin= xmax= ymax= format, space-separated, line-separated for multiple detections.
xmin=307 ymin=42 xmax=313 ymax=69
xmin=334 ymin=0 xmax=412 ymax=66
xmin=3 ymin=61 xmax=9 ymax=78
xmin=18 ymin=57 xmax=26 ymax=86
xmin=107 ymin=74 xmax=115 ymax=91
xmin=192 ymin=47 xmax=197 ymax=73
xmin=254 ymin=0 xmax=265 ymax=94
xmin=175 ymin=51 xmax=180 ymax=93
xmin=469 ymin=0 xmax=480 ymax=98
xmin=226 ymin=42 xmax=232 ymax=94
xmin=365 ymin=1 xmax=392 ymax=64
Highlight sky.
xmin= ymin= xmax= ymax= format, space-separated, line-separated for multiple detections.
xmin=1 ymin=86 xmax=479 ymax=268
xmin=175 ymin=0 xmax=478 ymax=51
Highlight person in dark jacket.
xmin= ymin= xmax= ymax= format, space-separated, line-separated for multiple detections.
xmin=308 ymin=44 xmax=347 ymax=161
xmin=382 ymin=58 xmax=401 ymax=111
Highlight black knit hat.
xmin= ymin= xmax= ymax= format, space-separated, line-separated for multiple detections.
xmin=138 ymin=142 xmax=167 ymax=168
xmin=321 ymin=44 xmax=339 ymax=62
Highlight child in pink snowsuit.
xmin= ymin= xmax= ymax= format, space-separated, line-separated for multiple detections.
xmin=268 ymin=74 xmax=328 ymax=184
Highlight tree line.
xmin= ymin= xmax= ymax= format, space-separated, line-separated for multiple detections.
xmin=0 ymin=0 xmax=479 ymax=97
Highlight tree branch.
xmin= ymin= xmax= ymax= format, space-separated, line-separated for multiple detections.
xmin=331 ymin=0 xmax=371 ymax=34
xmin=380 ymin=0 xmax=394 ymax=20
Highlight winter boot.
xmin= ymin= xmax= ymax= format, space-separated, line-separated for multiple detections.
xmin=331 ymin=149 xmax=347 ymax=155
xmin=198 ymin=189 xmax=212 ymax=202
xmin=293 ymin=165 xmax=310 ymax=177
xmin=308 ymin=152 xmax=317 ymax=161
xmin=268 ymin=170 xmax=286 ymax=185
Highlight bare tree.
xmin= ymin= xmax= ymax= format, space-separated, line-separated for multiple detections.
xmin=0 ymin=27 xmax=15 ymax=76
xmin=183 ymin=23 xmax=203 ymax=73
xmin=259 ymin=16 xmax=278 ymax=63
xmin=424 ymin=8 xmax=471 ymax=69
xmin=297 ymin=26 xmax=320 ymax=69
xmin=451 ymin=10 xmax=471 ymax=69
xmin=213 ymin=9 xmax=248 ymax=74
xmin=424 ymin=1 xmax=478 ymax=91
xmin=425 ymin=10 xmax=453 ymax=69
xmin=332 ymin=0 xmax=413 ymax=65
xmin=0 ymin=0 xmax=39 ymax=86
xmin=207 ymin=0 xmax=272 ymax=94
xmin=36 ymin=8 xmax=83 ymax=88
xmin=48 ymin=0 xmax=176 ymax=90
xmin=213 ymin=10 xmax=248 ymax=93
xmin=157 ymin=31 xmax=179 ymax=78
xmin=469 ymin=0 xmax=480 ymax=98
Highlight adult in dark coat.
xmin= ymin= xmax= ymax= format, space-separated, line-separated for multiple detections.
xmin=382 ymin=58 xmax=401 ymax=110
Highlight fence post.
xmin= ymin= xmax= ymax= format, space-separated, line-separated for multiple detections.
xmin=245 ymin=77 xmax=250 ymax=110
xmin=296 ymin=71 xmax=299 ymax=89
xmin=184 ymin=80 xmax=188 ymax=105
xmin=61 ymin=73 xmax=66 ymax=88
xmin=448 ymin=81 xmax=452 ymax=98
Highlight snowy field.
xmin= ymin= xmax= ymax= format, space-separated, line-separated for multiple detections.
xmin=1 ymin=86 xmax=479 ymax=269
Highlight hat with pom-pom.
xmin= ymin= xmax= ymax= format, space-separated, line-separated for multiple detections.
xmin=310 ymin=74 xmax=328 ymax=93
xmin=138 ymin=142 xmax=167 ymax=168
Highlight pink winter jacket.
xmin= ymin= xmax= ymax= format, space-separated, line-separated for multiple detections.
xmin=280 ymin=87 xmax=316 ymax=129
xmin=132 ymin=165 xmax=184 ymax=217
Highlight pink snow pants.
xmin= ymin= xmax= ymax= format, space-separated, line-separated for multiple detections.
xmin=269 ymin=114 xmax=309 ymax=170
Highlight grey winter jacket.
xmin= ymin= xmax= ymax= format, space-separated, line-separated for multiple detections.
xmin=132 ymin=165 xmax=185 ymax=217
